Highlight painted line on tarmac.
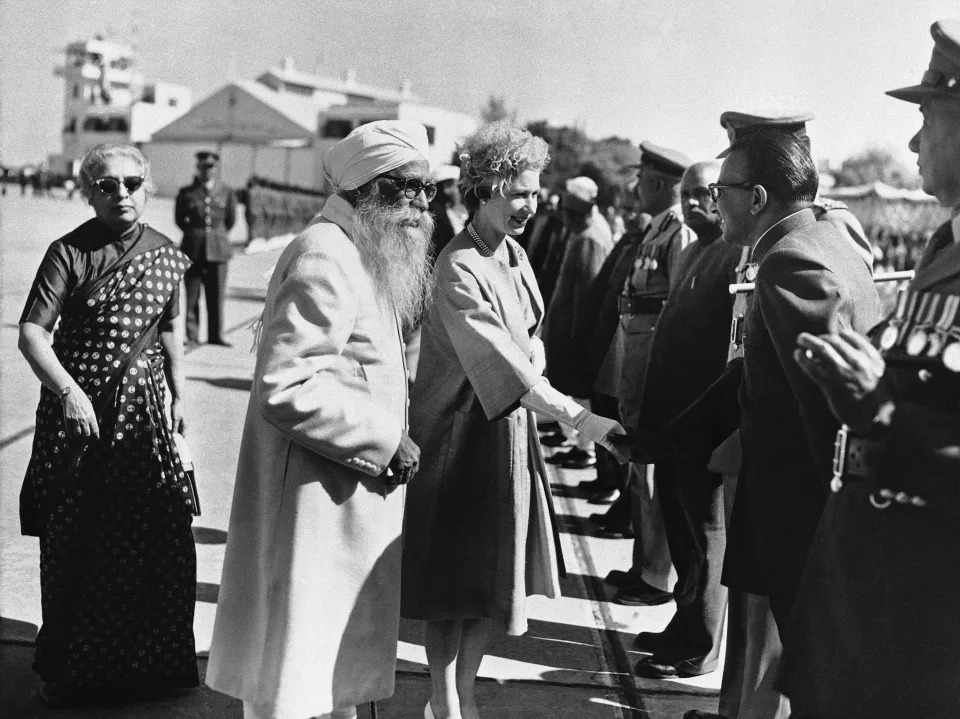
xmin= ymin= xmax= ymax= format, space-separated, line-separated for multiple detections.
xmin=550 ymin=463 xmax=641 ymax=719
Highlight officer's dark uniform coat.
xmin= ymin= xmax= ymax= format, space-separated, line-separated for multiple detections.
xmin=664 ymin=210 xmax=882 ymax=611
xmin=781 ymin=221 xmax=960 ymax=718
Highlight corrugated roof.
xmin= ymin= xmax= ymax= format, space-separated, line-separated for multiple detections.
xmin=257 ymin=65 xmax=418 ymax=104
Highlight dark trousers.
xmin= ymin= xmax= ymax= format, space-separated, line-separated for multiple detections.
xmin=184 ymin=260 xmax=228 ymax=343
xmin=655 ymin=460 xmax=727 ymax=667
xmin=592 ymin=392 xmax=628 ymax=492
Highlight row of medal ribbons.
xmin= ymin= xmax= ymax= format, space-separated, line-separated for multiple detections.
xmin=874 ymin=290 xmax=960 ymax=371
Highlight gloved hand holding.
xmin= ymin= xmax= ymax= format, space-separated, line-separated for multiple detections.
xmin=608 ymin=428 xmax=678 ymax=464
xmin=572 ymin=409 xmax=629 ymax=464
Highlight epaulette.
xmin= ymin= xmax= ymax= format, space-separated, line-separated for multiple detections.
xmin=657 ymin=209 xmax=681 ymax=234
xmin=813 ymin=197 xmax=850 ymax=213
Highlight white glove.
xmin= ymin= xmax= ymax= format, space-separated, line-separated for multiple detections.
xmin=572 ymin=409 xmax=629 ymax=464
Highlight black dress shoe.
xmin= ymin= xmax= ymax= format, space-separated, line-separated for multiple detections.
xmin=589 ymin=513 xmax=633 ymax=537
xmin=540 ymin=431 xmax=570 ymax=447
xmin=613 ymin=580 xmax=674 ymax=606
xmin=537 ymin=420 xmax=561 ymax=434
xmin=208 ymin=337 xmax=233 ymax=347
xmin=546 ymin=448 xmax=576 ymax=464
xmin=604 ymin=569 xmax=641 ymax=588
xmin=634 ymin=654 xmax=717 ymax=679
xmin=633 ymin=630 xmax=667 ymax=652
xmin=587 ymin=488 xmax=620 ymax=504
xmin=577 ymin=478 xmax=605 ymax=492
xmin=559 ymin=448 xmax=597 ymax=469
xmin=597 ymin=525 xmax=634 ymax=539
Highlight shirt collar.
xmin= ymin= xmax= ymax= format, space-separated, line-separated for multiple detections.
xmin=319 ymin=194 xmax=356 ymax=238
xmin=750 ymin=208 xmax=811 ymax=261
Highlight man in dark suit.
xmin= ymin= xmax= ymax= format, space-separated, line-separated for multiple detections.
xmin=631 ymin=161 xmax=742 ymax=679
xmin=176 ymin=151 xmax=237 ymax=347
xmin=426 ymin=164 xmax=464 ymax=265
xmin=781 ymin=20 xmax=960 ymax=719
xmin=613 ymin=128 xmax=881 ymax=666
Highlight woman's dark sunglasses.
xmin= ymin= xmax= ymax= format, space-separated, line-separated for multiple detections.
xmin=93 ymin=176 xmax=145 ymax=195
xmin=381 ymin=175 xmax=437 ymax=202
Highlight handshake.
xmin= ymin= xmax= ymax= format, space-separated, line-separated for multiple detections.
xmin=571 ymin=411 xmax=677 ymax=465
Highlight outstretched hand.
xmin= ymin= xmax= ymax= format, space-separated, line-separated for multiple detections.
xmin=794 ymin=328 xmax=886 ymax=431
xmin=607 ymin=428 xmax=677 ymax=464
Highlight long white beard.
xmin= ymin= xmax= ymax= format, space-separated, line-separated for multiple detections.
xmin=352 ymin=196 xmax=436 ymax=331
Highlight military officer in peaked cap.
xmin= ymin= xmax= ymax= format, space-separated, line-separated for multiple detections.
xmin=780 ymin=20 xmax=960 ymax=718
xmin=176 ymin=151 xmax=237 ymax=347
xmin=720 ymin=110 xmax=875 ymax=270
xmin=596 ymin=141 xmax=696 ymax=606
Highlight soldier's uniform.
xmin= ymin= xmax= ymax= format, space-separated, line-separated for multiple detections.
xmin=781 ymin=21 xmax=960 ymax=718
xmin=175 ymin=151 xmax=237 ymax=345
xmin=596 ymin=142 xmax=695 ymax=598
xmin=684 ymin=109 xmax=879 ymax=719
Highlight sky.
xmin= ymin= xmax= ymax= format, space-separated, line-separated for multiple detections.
xmin=0 ymin=0 xmax=957 ymax=171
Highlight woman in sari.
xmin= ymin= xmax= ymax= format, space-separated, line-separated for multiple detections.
xmin=18 ymin=144 xmax=199 ymax=704
xmin=401 ymin=123 xmax=627 ymax=719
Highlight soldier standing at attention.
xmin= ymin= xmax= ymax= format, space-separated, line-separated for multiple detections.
xmin=176 ymin=151 xmax=237 ymax=347
xmin=597 ymin=142 xmax=696 ymax=606
xmin=782 ymin=20 xmax=960 ymax=719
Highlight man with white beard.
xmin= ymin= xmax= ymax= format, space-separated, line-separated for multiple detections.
xmin=206 ymin=121 xmax=436 ymax=719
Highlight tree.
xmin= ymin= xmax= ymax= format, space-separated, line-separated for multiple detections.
xmin=481 ymin=94 xmax=515 ymax=124
xmin=526 ymin=122 xmax=639 ymax=207
xmin=832 ymin=146 xmax=921 ymax=189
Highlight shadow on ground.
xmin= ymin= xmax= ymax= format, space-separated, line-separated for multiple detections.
xmin=189 ymin=377 xmax=252 ymax=392
xmin=192 ymin=527 xmax=227 ymax=544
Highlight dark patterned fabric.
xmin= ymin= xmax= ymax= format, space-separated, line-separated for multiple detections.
xmin=20 ymin=227 xmax=199 ymax=698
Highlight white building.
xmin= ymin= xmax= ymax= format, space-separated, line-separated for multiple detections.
xmin=50 ymin=35 xmax=191 ymax=175
xmin=146 ymin=58 xmax=477 ymax=196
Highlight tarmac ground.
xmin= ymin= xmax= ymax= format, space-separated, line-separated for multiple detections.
xmin=0 ymin=191 xmax=722 ymax=718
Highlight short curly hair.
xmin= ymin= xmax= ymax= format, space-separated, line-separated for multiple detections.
xmin=457 ymin=122 xmax=550 ymax=210
xmin=77 ymin=144 xmax=154 ymax=201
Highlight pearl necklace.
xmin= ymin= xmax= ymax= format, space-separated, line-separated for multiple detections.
xmin=467 ymin=223 xmax=494 ymax=257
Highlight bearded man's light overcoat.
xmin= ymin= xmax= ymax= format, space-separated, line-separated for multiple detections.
xmin=207 ymin=120 xmax=431 ymax=718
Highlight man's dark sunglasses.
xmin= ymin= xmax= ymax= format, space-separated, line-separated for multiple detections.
xmin=93 ymin=176 xmax=145 ymax=195
xmin=708 ymin=182 xmax=755 ymax=202
xmin=380 ymin=175 xmax=437 ymax=202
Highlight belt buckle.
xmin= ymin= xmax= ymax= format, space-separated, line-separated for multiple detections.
xmin=830 ymin=425 xmax=848 ymax=493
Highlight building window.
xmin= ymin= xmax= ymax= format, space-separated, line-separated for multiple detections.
xmin=322 ymin=120 xmax=353 ymax=139
xmin=168 ymin=97 xmax=178 ymax=107
xmin=141 ymin=85 xmax=156 ymax=104
xmin=72 ymin=83 xmax=80 ymax=99
xmin=64 ymin=117 xmax=77 ymax=133
xmin=81 ymin=116 xmax=129 ymax=132
xmin=424 ymin=125 xmax=436 ymax=145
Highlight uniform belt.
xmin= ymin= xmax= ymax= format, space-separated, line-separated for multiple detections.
xmin=831 ymin=426 xmax=928 ymax=509
xmin=618 ymin=295 xmax=665 ymax=315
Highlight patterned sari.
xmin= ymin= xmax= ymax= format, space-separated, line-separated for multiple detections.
xmin=20 ymin=223 xmax=200 ymax=698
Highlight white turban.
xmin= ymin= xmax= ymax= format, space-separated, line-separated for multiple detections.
xmin=322 ymin=120 xmax=430 ymax=192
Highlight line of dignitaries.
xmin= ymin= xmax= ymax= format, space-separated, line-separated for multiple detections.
xmin=584 ymin=20 xmax=959 ymax=719
xmin=519 ymin=103 xmax=887 ymax=719
xmin=204 ymin=119 xmax=626 ymax=719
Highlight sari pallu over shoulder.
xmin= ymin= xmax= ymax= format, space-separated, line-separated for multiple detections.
xmin=20 ymin=231 xmax=197 ymax=537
